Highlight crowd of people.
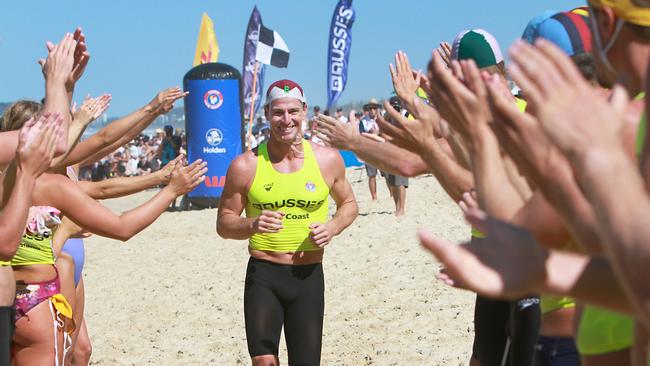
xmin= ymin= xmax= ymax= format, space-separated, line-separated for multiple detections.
xmin=312 ymin=2 xmax=650 ymax=366
xmin=0 ymin=28 xmax=206 ymax=365
xmin=78 ymin=126 xmax=185 ymax=181
xmin=4 ymin=1 xmax=650 ymax=365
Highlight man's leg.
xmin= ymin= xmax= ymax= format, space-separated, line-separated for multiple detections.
xmin=473 ymin=295 xmax=511 ymax=365
xmin=396 ymin=185 xmax=406 ymax=216
xmin=244 ymin=259 xmax=284 ymax=365
xmin=388 ymin=175 xmax=408 ymax=216
xmin=509 ymin=296 xmax=541 ymax=366
xmin=365 ymin=164 xmax=378 ymax=200
xmin=284 ymin=264 xmax=325 ymax=366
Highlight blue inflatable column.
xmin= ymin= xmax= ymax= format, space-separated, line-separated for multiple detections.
xmin=183 ymin=63 xmax=244 ymax=207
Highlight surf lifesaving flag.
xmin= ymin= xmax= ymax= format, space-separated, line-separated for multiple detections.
xmin=327 ymin=0 xmax=355 ymax=109
xmin=255 ymin=25 xmax=290 ymax=68
xmin=193 ymin=13 xmax=220 ymax=66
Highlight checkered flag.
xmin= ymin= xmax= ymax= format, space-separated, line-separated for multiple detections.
xmin=255 ymin=24 xmax=290 ymax=68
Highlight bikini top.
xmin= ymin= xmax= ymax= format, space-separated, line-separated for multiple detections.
xmin=10 ymin=206 xmax=61 ymax=267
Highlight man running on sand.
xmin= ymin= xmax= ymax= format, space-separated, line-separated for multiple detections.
xmin=217 ymin=79 xmax=358 ymax=366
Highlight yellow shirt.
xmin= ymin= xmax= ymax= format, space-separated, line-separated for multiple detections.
xmin=246 ymin=140 xmax=330 ymax=252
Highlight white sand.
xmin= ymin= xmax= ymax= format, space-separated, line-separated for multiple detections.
xmin=83 ymin=167 xmax=475 ymax=365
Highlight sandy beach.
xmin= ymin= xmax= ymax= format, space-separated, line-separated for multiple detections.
xmin=83 ymin=167 xmax=475 ymax=365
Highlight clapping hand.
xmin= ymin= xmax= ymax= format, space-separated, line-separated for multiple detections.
xmin=147 ymin=87 xmax=189 ymax=114
xmin=17 ymin=113 xmax=64 ymax=177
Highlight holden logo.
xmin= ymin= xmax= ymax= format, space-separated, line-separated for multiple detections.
xmin=204 ymin=90 xmax=223 ymax=110
xmin=206 ymin=128 xmax=223 ymax=146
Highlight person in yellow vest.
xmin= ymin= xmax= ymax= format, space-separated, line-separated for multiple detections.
xmin=217 ymin=79 xmax=358 ymax=366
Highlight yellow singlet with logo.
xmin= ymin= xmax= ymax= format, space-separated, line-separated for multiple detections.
xmin=246 ymin=140 xmax=330 ymax=252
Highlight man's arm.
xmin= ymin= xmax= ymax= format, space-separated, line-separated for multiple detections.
xmin=571 ymin=146 xmax=650 ymax=326
xmin=350 ymin=135 xmax=429 ymax=177
xmin=469 ymin=122 xmax=525 ymax=219
xmin=216 ymin=152 xmax=284 ymax=239
xmin=542 ymin=252 xmax=632 ymax=315
xmin=419 ymin=210 xmax=633 ymax=314
xmin=315 ymin=113 xmax=429 ymax=177
xmin=322 ymin=148 xmax=358 ymax=237
xmin=419 ymin=139 xmax=474 ymax=202
xmin=509 ymin=191 xmax=572 ymax=249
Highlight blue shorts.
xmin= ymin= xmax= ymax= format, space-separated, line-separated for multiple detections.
xmin=62 ymin=238 xmax=85 ymax=286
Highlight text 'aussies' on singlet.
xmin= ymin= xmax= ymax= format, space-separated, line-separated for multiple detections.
xmin=246 ymin=140 xmax=330 ymax=252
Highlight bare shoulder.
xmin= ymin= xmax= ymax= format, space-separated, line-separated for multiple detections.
xmin=310 ymin=141 xmax=343 ymax=166
xmin=229 ymin=149 xmax=258 ymax=173
xmin=33 ymin=173 xmax=74 ymax=204
xmin=226 ymin=148 xmax=259 ymax=189
xmin=310 ymin=141 xmax=345 ymax=181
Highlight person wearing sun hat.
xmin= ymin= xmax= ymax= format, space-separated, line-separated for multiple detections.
xmin=359 ymin=97 xmax=381 ymax=200
xmin=217 ymin=79 xmax=358 ymax=366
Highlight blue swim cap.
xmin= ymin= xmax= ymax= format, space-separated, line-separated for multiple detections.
xmin=534 ymin=12 xmax=592 ymax=56
xmin=522 ymin=10 xmax=558 ymax=44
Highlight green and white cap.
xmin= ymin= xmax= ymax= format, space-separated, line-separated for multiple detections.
xmin=451 ymin=29 xmax=504 ymax=68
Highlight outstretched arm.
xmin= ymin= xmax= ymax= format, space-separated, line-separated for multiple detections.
xmin=314 ymin=113 xmax=430 ymax=177
xmin=32 ymin=160 xmax=206 ymax=241
xmin=419 ymin=209 xmax=632 ymax=314
xmin=65 ymin=87 xmax=186 ymax=167
xmin=52 ymin=94 xmax=112 ymax=167
xmin=76 ymin=155 xmax=180 ymax=199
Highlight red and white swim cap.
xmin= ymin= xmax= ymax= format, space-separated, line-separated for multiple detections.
xmin=265 ymin=79 xmax=306 ymax=106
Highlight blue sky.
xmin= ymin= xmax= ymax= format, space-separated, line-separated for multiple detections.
xmin=1 ymin=0 xmax=582 ymax=116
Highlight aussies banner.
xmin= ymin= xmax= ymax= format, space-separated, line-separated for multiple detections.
xmin=327 ymin=0 xmax=355 ymax=109
xmin=242 ymin=6 xmax=266 ymax=122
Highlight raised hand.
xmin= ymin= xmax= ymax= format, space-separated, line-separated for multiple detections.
xmin=436 ymin=42 xmax=452 ymax=68
xmin=314 ymin=114 xmax=361 ymax=150
xmin=484 ymin=72 xmax=572 ymax=186
xmin=507 ymin=39 xmax=628 ymax=157
xmin=426 ymin=52 xmax=492 ymax=142
xmin=156 ymin=154 xmax=184 ymax=183
xmin=17 ymin=113 xmax=64 ymax=177
xmin=375 ymin=96 xmax=440 ymax=154
xmin=73 ymin=94 xmax=112 ymax=127
xmin=419 ymin=208 xmax=548 ymax=299
xmin=389 ymin=51 xmax=422 ymax=112
xmin=167 ymin=158 xmax=208 ymax=196
xmin=146 ymin=87 xmax=189 ymax=114
xmin=252 ymin=210 xmax=285 ymax=234
xmin=38 ymin=33 xmax=77 ymax=83
xmin=68 ymin=27 xmax=90 ymax=90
